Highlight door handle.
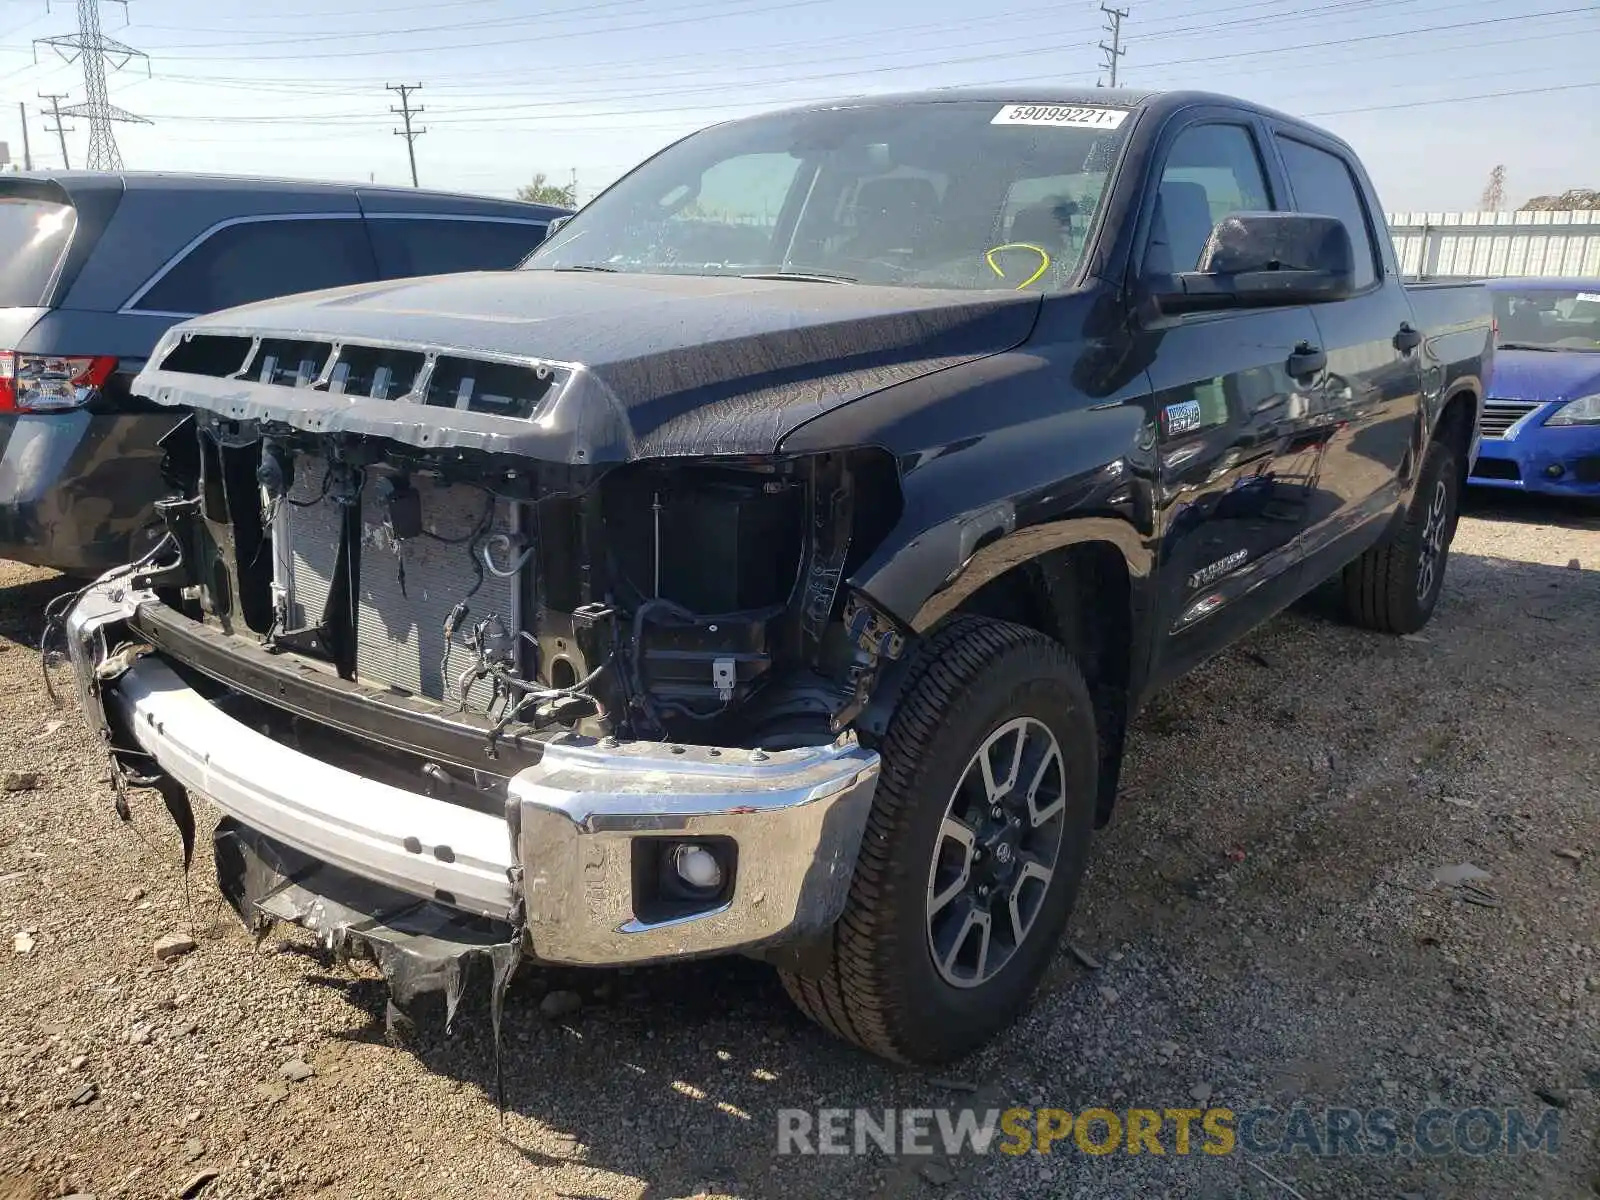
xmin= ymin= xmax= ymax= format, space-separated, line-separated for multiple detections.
xmin=1394 ymin=322 xmax=1423 ymax=353
xmin=1286 ymin=342 xmax=1326 ymax=379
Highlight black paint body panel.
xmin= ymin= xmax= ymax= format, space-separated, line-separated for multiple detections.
xmin=127 ymin=88 xmax=1493 ymax=710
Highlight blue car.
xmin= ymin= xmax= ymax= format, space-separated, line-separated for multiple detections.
xmin=1470 ymin=277 xmax=1600 ymax=497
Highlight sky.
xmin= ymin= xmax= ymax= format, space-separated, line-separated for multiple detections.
xmin=0 ymin=0 xmax=1596 ymax=211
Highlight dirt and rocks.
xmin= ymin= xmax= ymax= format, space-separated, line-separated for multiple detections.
xmin=0 ymin=492 xmax=1596 ymax=1200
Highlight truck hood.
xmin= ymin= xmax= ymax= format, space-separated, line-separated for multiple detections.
xmin=134 ymin=270 xmax=1041 ymax=462
xmin=1490 ymin=348 xmax=1600 ymax=405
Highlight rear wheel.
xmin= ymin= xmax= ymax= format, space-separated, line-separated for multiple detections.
xmin=779 ymin=616 xmax=1098 ymax=1064
xmin=1342 ymin=437 xmax=1461 ymax=634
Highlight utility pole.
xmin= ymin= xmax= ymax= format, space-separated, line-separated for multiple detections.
xmin=18 ymin=102 xmax=33 ymax=170
xmin=40 ymin=93 xmax=73 ymax=170
xmin=1098 ymin=3 xmax=1129 ymax=89
xmin=34 ymin=0 xmax=151 ymax=172
xmin=387 ymin=83 xmax=425 ymax=188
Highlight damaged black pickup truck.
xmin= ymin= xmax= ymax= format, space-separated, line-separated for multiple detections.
xmin=62 ymin=88 xmax=1491 ymax=1065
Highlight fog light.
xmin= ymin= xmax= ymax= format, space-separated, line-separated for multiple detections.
xmin=672 ymin=843 xmax=724 ymax=891
xmin=1544 ymin=464 xmax=1565 ymax=479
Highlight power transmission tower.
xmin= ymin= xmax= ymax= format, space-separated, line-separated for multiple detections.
xmin=39 ymin=92 xmax=74 ymax=169
xmin=1480 ymin=164 xmax=1506 ymax=212
xmin=34 ymin=0 xmax=150 ymax=172
xmin=388 ymin=83 xmax=425 ymax=188
xmin=1098 ymin=3 xmax=1129 ymax=88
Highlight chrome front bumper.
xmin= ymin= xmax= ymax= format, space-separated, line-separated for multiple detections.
xmin=66 ymin=582 xmax=880 ymax=966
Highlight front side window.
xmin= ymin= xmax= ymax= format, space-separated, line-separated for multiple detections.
xmin=1274 ymin=136 xmax=1379 ymax=290
xmin=1144 ymin=124 xmax=1274 ymax=277
xmin=1493 ymin=287 xmax=1600 ymax=352
xmin=525 ymin=100 xmax=1134 ymax=291
xmin=134 ymin=217 xmax=377 ymax=314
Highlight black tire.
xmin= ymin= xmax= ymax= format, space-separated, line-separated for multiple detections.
xmin=779 ymin=616 xmax=1098 ymax=1064
xmin=1341 ymin=437 xmax=1461 ymax=635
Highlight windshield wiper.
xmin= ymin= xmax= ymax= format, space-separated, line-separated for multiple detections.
xmin=1496 ymin=342 xmax=1557 ymax=351
xmin=551 ymin=264 xmax=620 ymax=273
xmin=739 ymin=270 xmax=858 ymax=285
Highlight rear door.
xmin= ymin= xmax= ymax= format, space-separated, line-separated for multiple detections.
xmin=1140 ymin=112 xmax=1326 ymax=685
xmin=1268 ymin=128 xmax=1422 ymax=565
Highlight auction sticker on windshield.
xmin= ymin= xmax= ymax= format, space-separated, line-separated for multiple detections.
xmin=992 ymin=104 xmax=1129 ymax=128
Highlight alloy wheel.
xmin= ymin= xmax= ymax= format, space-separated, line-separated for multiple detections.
xmin=1416 ymin=477 xmax=1450 ymax=602
xmin=925 ymin=717 xmax=1069 ymax=989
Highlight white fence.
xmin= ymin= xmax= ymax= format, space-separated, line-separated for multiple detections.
xmin=1385 ymin=210 xmax=1600 ymax=281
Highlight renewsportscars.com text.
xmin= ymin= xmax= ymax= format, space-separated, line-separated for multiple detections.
xmin=776 ymin=1106 xmax=1560 ymax=1159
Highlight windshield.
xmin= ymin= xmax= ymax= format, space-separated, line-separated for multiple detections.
xmin=524 ymin=100 xmax=1133 ymax=291
xmin=0 ymin=192 xmax=78 ymax=308
xmin=1493 ymin=287 xmax=1600 ymax=352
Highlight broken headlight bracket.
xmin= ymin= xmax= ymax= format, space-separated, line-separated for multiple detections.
xmin=831 ymin=594 xmax=908 ymax=735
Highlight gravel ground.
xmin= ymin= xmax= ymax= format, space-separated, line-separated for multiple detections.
xmin=1 ymin=491 xmax=1596 ymax=1200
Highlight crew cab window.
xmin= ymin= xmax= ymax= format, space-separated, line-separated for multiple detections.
xmin=366 ymin=217 xmax=549 ymax=278
xmin=1274 ymin=136 xmax=1378 ymax=290
xmin=1144 ymin=124 xmax=1274 ymax=276
xmin=133 ymin=217 xmax=377 ymax=314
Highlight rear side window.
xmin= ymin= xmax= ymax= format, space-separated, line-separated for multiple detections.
xmin=1274 ymin=136 xmax=1379 ymax=290
xmin=365 ymin=217 xmax=549 ymax=279
xmin=1144 ymin=124 xmax=1274 ymax=277
xmin=0 ymin=194 xmax=77 ymax=307
xmin=133 ymin=217 xmax=377 ymax=315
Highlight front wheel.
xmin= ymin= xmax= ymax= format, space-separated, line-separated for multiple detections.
xmin=779 ymin=616 xmax=1098 ymax=1064
xmin=1342 ymin=437 xmax=1461 ymax=635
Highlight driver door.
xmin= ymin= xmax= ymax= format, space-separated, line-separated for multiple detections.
xmin=1143 ymin=117 xmax=1327 ymax=686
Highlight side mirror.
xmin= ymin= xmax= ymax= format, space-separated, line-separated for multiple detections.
xmin=546 ymin=214 xmax=574 ymax=238
xmin=1147 ymin=212 xmax=1355 ymax=315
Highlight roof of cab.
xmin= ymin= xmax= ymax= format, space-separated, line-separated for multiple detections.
xmin=758 ymin=86 xmax=1353 ymax=155
xmin=776 ymin=86 xmax=1304 ymax=124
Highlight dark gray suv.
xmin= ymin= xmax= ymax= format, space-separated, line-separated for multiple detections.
xmin=0 ymin=172 xmax=569 ymax=575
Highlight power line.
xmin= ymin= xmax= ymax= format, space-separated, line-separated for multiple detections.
xmin=127 ymin=0 xmax=1588 ymax=122
xmin=39 ymin=91 xmax=74 ymax=169
xmin=1099 ymin=3 xmax=1130 ymax=88
xmin=138 ymin=0 xmax=845 ymax=60
xmin=388 ymin=82 xmax=425 ymax=187
xmin=363 ymin=5 xmax=1600 ymax=126
xmin=1301 ymin=78 xmax=1600 ymax=118
xmin=33 ymin=0 xmax=150 ymax=171
xmin=110 ymin=0 xmax=1501 ymax=94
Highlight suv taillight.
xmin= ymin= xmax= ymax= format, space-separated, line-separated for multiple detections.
xmin=0 ymin=352 xmax=119 ymax=414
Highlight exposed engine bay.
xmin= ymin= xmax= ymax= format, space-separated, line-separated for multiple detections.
xmin=142 ymin=398 xmax=907 ymax=774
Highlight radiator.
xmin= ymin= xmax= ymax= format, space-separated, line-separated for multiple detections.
xmin=274 ymin=460 xmax=520 ymax=715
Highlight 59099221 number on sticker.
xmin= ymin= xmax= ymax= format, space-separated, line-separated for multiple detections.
xmin=991 ymin=103 xmax=1130 ymax=128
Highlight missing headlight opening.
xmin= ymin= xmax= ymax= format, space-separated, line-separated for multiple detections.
xmin=145 ymin=414 xmax=906 ymax=760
